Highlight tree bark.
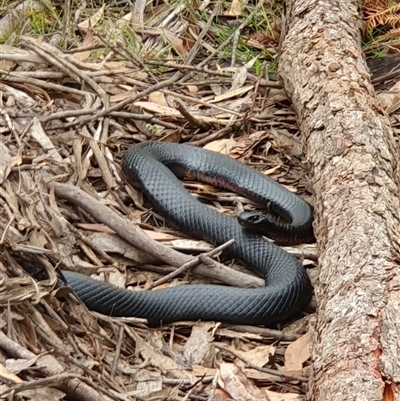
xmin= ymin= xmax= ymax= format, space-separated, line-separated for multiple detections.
xmin=279 ymin=1 xmax=400 ymax=400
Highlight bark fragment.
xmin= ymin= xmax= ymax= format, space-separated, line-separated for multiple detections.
xmin=279 ymin=1 xmax=400 ymax=400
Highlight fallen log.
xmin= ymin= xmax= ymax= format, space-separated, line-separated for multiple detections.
xmin=279 ymin=1 xmax=400 ymax=400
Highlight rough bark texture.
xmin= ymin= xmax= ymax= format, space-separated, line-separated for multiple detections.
xmin=279 ymin=1 xmax=400 ymax=400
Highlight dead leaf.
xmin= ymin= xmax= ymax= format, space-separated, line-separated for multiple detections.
xmin=224 ymin=0 xmax=242 ymax=16
xmin=210 ymin=85 xmax=254 ymax=103
xmin=237 ymin=344 xmax=276 ymax=367
xmin=77 ymin=5 xmax=105 ymax=32
xmin=116 ymin=12 xmax=132 ymax=29
xmin=145 ymin=230 xmax=180 ymax=241
xmin=187 ymin=85 xmax=199 ymax=94
xmin=76 ymin=223 xmax=115 ymax=233
xmin=203 ymin=138 xmax=237 ymax=154
xmin=218 ymin=363 xmax=269 ymax=401
xmin=192 ymin=365 xmax=216 ymax=377
xmin=164 ymin=31 xmax=189 ymax=57
xmin=5 ymin=357 xmax=37 ymax=375
xmin=183 ymin=323 xmax=215 ymax=367
xmin=264 ymin=390 xmax=302 ymax=401
xmin=284 ymin=332 xmax=311 ymax=371
xmin=1 ymin=361 xmax=24 ymax=382
xmin=231 ymin=65 xmax=248 ymax=90
xmin=135 ymin=101 xmax=181 ymax=117
xmin=73 ymin=29 xmax=94 ymax=61
xmin=171 ymin=239 xmax=212 ymax=252
xmin=148 ymin=91 xmax=168 ymax=106
xmin=104 ymin=61 xmax=128 ymax=70
xmin=20 ymin=386 xmax=65 ymax=401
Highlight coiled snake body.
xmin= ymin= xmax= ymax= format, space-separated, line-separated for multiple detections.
xmin=62 ymin=142 xmax=314 ymax=326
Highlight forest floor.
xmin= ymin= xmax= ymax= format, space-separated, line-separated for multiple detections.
xmin=1 ymin=1 xmax=400 ymax=400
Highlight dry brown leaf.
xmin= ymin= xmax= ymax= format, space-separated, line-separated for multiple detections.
xmin=20 ymin=386 xmax=65 ymax=401
xmin=115 ymin=12 xmax=132 ymax=29
xmin=1 ymin=361 xmax=25 ymax=381
xmin=218 ymin=363 xmax=269 ymax=401
xmin=145 ymin=230 xmax=180 ymax=241
xmin=135 ymin=101 xmax=181 ymax=117
xmin=73 ymin=29 xmax=94 ymax=61
xmin=110 ymin=90 xmax=135 ymax=103
xmin=231 ymin=65 xmax=248 ymax=90
xmin=192 ymin=364 xmax=216 ymax=377
xmin=264 ymin=390 xmax=302 ymax=401
xmin=133 ymin=331 xmax=193 ymax=380
xmin=148 ymin=91 xmax=168 ymax=105
xmin=210 ymin=85 xmax=254 ymax=103
xmin=381 ymin=80 xmax=400 ymax=114
xmin=76 ymin=223 xmax=115 ymax=233
xmin=171 ymin=239 xmax=212 ymax=252
xmin=237 ymin=344 xmax=276 ymax=367
xmin=108 ymin=269 xmax=126 ymax=288
xmin=187 ymin=85 xmax=199 ymax=94
xmin=203 ymin=138 xmax=237 ymax=154
xmin=104 ymin=61 xmax=128 ymax=70
xmin=164 ymin=31 xmax=189 ymax=57
xmin=224 ymin=0 xmax=243 ymax=16
xmin=77 ymin=5 xmax=105 ymax=31
xmin=284 ymin=332 xmax=311 ymax=371
xmin=183 ymin=323 xmax=215 ymax=366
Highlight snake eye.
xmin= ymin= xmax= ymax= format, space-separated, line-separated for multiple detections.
xmin=248 ymin=214 xmax=264 ymax=224
xmin=238 ymin=212 xmax=265 ymax=226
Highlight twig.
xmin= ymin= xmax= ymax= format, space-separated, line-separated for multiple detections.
xmin=219 ymin=324 xmax=302 ymax=342
xmin=207 ymin=371 xmax=219 ymax=401
xmin=215 ymin=343 xmax=308 ymax=382
xmin=147 ymin=239 xmax=235 ymax=289
xmin=174 ymin=98 xmax=211 ymax=131
xmin=0 ymin=333 xmax=114 ymax=401
xmin=144 ymin=60 xmax=233 ymax=76
xmin=111 ymin=326 xmax=124 ymax=377
xmin=22 ymin=39 xmax=108 ymax=105
xmin=2 ymin=74 xmax=93 ymax=96
xmin=69 ymin=72 xmax=183 ymax=127
xmin=51 ymin=183 xmax=264 ymax=289
xmin=179 ymin=0 xmax=267 ymax=84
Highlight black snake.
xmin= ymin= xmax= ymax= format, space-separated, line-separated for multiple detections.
xmin=62 ymin=142 xmax=314 ymax=326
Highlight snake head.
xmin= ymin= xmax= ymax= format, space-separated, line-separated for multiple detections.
xmin=237 ymin=212 xmax=274 ymax=235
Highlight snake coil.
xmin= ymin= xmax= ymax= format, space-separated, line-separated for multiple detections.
xmin=62 ymin=142 xmax=313 ymax=326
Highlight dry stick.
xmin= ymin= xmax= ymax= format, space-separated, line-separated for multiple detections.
xmin=22 ymin=40 xmax=108 ymax=104
xmin=144 ymin=60 xmax=233 ymax=76
xmin=179 ymin=0 xmax=266 ymax=84
xmin=218 ymin=323 xmax=302 ymax=342
xmin=0 ymin=333 xmax=114 ymax=401
xmin=174 ymin=98 xmax=211 ymax=131
xmin=63 ymin=218 xmax=116 ymax=265
xmin=72 ymin=72 xmax=183 ymax=127
xmin=2 ymin=74 xmax=93 ymax=96
xmin=57 ymin=72 xmax=243 ymax=123
xmin=51 ymin=182 xmax=263 ymax=288
xmin=0 ymin=372 xmax=80 ymax=397
xmin=184 ymin=11 xmax=216 ymax=66
xmin=188 ymin=126 xmax=235 ymax=147
xmin=109 ymin=111 xmax=190 ymax=132
xmin=214 ymin=344 xmax=308 ymax=383
xmin=111 ymin=326 xmax=124 ymax=377
xmin=39 ymin=108 xmax=102 ymax=123
xmin=147 ymin=239 xmax=235 ymax=289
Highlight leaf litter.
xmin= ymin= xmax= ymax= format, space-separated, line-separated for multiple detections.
xmin=1 ymin=0 xmax=399 ymax=400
